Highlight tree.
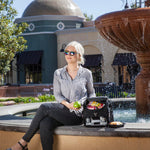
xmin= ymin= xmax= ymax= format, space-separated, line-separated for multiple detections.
xmin=130 ymin=2 xmax=140 ymax=8
xmin=84 ymin=13 xmax=93 ymax=21
xmin=0 ymin=0 xmax=28 ymax=75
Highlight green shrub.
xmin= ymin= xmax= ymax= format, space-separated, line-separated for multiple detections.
xmin=38 ymin=94 xmax=55 ymax=102
xmin=96 ymin=92 xmax=103 ymax=96
xmin=7 ymin=97 xmax=36 ymax=103
xmin=0 ymin=104 xmax=4 ymax=107
xmin=129 ymin=93 xmax=136 ymax=97
xmin=123 ymin=92 xmax=128 ymax=98
xmin=0 ymin=95 xmax=56 ymax=105
xmin=96 ymin=91 xmax=136 ymax=98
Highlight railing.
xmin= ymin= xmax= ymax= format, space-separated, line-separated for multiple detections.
xmin=94 ymin=83 xmax=134 ymax=98
xmin=0 ymin=83 xmax=135 ymax=98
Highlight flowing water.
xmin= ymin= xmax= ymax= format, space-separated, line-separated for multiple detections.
xmin=15 ymin=107 xmax=150 ymax=123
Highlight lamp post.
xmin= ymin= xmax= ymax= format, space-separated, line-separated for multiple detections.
xmin=60 ymin=44 xmax=66 ymax=52
xmin=124 ymin=0 xmax=129 ymax=9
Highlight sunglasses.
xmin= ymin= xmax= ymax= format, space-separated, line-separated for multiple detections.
xmin=64 ymin=50 xmax=78 ymax=56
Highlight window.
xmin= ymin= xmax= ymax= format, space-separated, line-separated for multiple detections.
xmin=84 ymin=54 xmax=102 ymax=83
xmin=17 ymin=50 xmax=43 ymax=84
xmin=87 ymin=66 xmax=102 ymax=83
xmin=25 ymin=63 xmax=42 ymax=84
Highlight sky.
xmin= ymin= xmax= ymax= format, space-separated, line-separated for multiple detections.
xmin=12 ymin=0 xmax=135 ymax=20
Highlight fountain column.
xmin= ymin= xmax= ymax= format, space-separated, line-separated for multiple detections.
xmin=95 ymin=7 xmax=150 ymax=117
xmin=136 ymin=51 xmax=150 ymax=116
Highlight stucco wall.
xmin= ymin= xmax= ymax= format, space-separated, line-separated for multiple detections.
xmin=1 ymin=130 xmax=150 ymax=150
xmin=56 ymin=27 xmax=131 ymax=83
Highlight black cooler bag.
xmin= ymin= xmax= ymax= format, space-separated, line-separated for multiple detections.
xmin=82 ymin=96 xmax=114 ymax=127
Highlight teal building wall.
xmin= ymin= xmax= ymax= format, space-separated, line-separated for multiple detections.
xmin=19 ymin=33 xmax=57 ymax=84
xmin=16 ymin=16 xmax=84 ymax=84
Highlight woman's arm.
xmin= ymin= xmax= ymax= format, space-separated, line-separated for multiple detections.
xmin=77 ymin=71 xmax=96 ymax=106
xmin=86 ymin=71 xmax=96 ymax=97
xmin=53 ymin=71 xmax=66 ymax=103
xmin=77 ymin=96 xmax=86 ymax=106
xmin=61 ymin=100 xmax=77 ymax=110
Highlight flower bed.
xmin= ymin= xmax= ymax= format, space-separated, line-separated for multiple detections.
xmin=0 ymin=94 xmax=56 ymax=106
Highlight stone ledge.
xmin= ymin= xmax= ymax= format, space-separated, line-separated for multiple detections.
xmin=1 ymin=115 xmax=150 ymax=138
xmin=1 ymin=99 xmax=149 ymax=139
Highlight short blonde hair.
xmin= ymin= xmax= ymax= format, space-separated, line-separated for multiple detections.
xmin=65 ymin=41 xmax=85 ymax=65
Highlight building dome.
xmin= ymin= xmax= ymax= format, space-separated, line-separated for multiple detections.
xmin=22 ymin=0 xmax=84 ymax=18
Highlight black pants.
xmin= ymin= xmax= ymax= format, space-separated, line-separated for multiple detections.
xmin=22 ymin=103 xmax=83 ymax=150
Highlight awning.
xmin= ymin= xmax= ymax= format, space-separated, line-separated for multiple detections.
xmin=84 ymin=54 xmax=102 ymax=67
xmin=17 ymin=51 xmax=43 ymax=65
xmin=112 ymin=53 xmax=137 ymax=66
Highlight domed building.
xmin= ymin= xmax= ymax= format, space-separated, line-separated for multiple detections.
xmin=22 ymin=0 xmax=84 ymax=17
xmin=15 ymin=0 xmax=85 ymax=84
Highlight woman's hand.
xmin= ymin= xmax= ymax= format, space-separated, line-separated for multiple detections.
xmin=61 ymin=101 xmax=81 ymax=110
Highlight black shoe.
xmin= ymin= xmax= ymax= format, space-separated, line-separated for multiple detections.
xmin=18 ymin=141 xmax=28 ymax=150
xmin=6 ymin=141 xmax=28 ymax=150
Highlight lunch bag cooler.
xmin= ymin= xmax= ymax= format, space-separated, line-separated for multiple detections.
xmin=82 ymin=96 xmax=114 ymax=127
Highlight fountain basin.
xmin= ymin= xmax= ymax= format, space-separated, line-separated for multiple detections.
xmin=95 ymin=8 xmax=150 ymax=116
xmin=95 ymin=8 xmax=150 ymax=52
xmin=1 ymin=100 xmax=150 ymax=150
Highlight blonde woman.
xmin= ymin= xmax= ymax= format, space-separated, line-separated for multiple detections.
xmin=7 ymin=41 xmax=95 ymax=150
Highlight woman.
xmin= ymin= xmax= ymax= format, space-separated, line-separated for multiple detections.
xmin=7 ymin=41 xmax=96 ymax=150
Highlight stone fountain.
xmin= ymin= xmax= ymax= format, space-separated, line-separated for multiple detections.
xmin=95 ymin=6 xmax=150 ymax=117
